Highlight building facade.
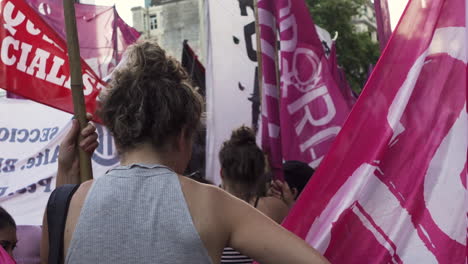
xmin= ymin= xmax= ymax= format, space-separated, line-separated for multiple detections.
xmin=132 ymin=0 xmax=203 ymax=62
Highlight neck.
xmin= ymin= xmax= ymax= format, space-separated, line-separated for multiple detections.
xmin=119 ymin=142 xmax=184 ymax=174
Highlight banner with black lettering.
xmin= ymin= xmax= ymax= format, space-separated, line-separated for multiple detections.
xmin=0 ymin=99 xmax=119 ymax=225
xmin=206 ymin=0 xmax=260 ymax=185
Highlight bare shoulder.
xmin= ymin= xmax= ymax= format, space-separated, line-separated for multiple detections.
xmin=178 ymin=176 xmax=232 ymax=207
xmin=71 ymin=179 xmax=93 ymax=203
xmin=177 ymin=176 xmax=234 ymax=261
xmin=68 ymin=179 xmax=94 ymax=220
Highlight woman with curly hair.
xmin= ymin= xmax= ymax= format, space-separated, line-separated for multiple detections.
xmin=40 ymin=40 xmax=329 ymax=264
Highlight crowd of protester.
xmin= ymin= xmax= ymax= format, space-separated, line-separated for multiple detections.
xmin=1 ymin=40 xmax=327 ymax=264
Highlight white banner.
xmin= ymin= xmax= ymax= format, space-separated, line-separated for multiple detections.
xmin=206 ymin=0 xmax=260 ymax=185
xmin=0 ymin=99 xmax=119 ymax=225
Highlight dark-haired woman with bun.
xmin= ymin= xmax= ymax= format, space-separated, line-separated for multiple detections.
xmin=219 ymin=126 xmax=290 ymax=264
xmin=40 ymin=40 xmax=329 ymax=264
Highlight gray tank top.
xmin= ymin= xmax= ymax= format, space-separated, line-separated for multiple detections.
xmin=66 ymin=164 xmax=212 ymax=264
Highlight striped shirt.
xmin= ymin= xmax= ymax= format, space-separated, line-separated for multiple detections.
xmin=221 ymin=247 xmax=253 ymax=264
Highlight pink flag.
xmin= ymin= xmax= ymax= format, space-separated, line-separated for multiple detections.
xmin=374 ymin=0 xmax=392 ymax=51
xmin=328 ymin=42 xmax=357 ymax=109
xmin=282 ymin=0 xmax=468 ymax=262
xmin=26 ymin=0 xmax=140 ymax=79
xmin=259 ymin=0 xmax=352 ymax=178
xmin=0 ymin=246 xmax=16 ymax=264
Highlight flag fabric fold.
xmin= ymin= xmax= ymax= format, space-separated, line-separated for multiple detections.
xmin=281 ymin=0 xmax=468 ymax=262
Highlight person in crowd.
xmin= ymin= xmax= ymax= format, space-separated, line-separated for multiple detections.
xmin=269 ymin=161 xmax=315 ymax=208
xmin=219 ymin=126 xmax=289 ymax=223
xmin=40 ymin=40 xmax=330 ymax=264
xmin=219 ymin=126 xmax=290 ymax=264
xmin=0 ymin=207 xmax=17 ymax=259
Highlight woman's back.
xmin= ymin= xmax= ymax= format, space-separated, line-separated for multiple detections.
xmin=42 ymin=40 xmax=329 ymax=264
xmin=65 ymin=164 xmax=212 ymax=264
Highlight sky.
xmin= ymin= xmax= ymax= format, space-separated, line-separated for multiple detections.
xmin=388 ymin=0 xmax=409 ymax=30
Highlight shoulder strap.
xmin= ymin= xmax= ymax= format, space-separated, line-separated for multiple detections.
xmin=46 ymin=184 xmax=80 ymax=264
xmin=254 ymin=196 xmax=260 ymax=208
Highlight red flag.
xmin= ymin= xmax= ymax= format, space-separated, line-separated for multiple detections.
xmin=0 ymin=0 xmax=104 ymax=116
xmin=282 ymin=0 xmax=468 ymax=262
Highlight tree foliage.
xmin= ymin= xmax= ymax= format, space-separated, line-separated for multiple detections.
xmin=306 ymin=0 xmax=380 ymax=93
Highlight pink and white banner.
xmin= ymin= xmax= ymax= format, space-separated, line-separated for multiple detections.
xmin=282 ymin=0 xmax=468 ymax=262
xmin=258 ymin=0 xmax=352 ymax=177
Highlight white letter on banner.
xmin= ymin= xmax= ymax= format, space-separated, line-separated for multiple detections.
xmin=3 ymin=2 xmax=25 ymax=36
xmin=293 ymin=48 xmax=322 ymax=92
xmin=17 ymin=42 xmax=32 ymax=72
xmin=26 ymin=20 xmax=41 ymax=35
xmin=26 ymin=48 xmax=51 ymax=80
xmin=288 ymin=86 xmax=327 ymax=113
xmin=305 ymin=163 xmax=437 ymax=262
xmin=1 ymin=36 xmax=19 ymax=65
xmin=46 ymin=56 xmax=66 ymax=86
xmin=279 ymin=15 xmax=297 ymax=52
xmin=82 ymin=73 xmax=96 ymax=96
xmin=288 ymin=86 xmax=337 ymax=129
xmin=423 ymin=106 xmax=467 ymax=244
xmin=299 ymin=126 xmax=341 ymax=166
xmin=296 ymin=93 xmax=336 ymax=134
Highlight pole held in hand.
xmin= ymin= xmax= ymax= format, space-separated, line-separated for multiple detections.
xmin=63 ymin=0 xmax=93 ymax=182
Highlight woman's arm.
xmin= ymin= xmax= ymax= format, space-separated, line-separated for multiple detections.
xmin=216 ymin=189 xmax=329 ymax=264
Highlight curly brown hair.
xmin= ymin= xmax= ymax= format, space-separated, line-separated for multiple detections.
xmin=99 ymin=40 xmax=203 ymax=151
xmin=219 ymin=126 xmax=265 ymax=202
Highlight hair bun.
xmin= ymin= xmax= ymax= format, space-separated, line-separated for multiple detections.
xmin=230 ymin=126 xmax=256 ymax=145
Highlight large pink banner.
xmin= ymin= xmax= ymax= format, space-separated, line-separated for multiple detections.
xmin=282 ymin=0 xmax=468 ymax=262
xmin=259 ymin=0 xmax=352 ymax=178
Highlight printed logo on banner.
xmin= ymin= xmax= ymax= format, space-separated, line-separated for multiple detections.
xmin=93 ymin=124 xmax=119 ymax=167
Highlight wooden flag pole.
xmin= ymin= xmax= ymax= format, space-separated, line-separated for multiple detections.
xmin=63 ymin=0 xmax=93 ymax=182
xmin=254 ymin=0 xmax=263 ymax=101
